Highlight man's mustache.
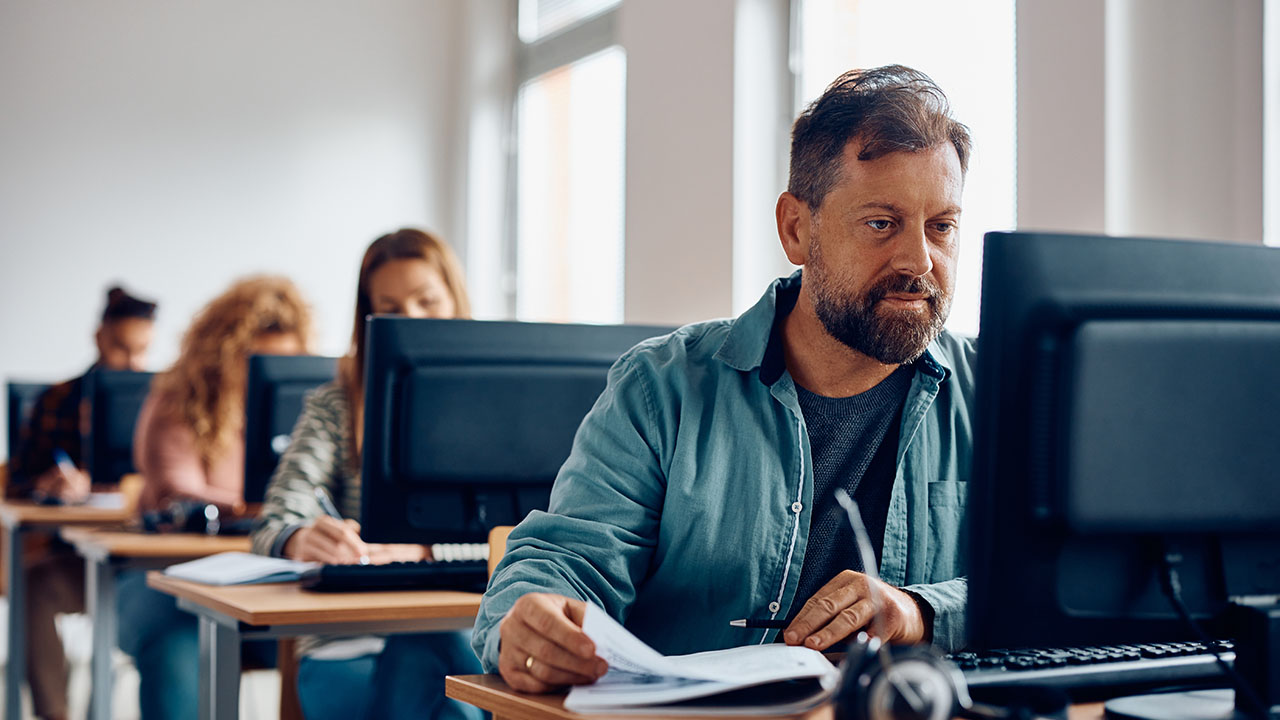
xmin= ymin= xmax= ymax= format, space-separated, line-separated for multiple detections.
xmin=863 ymin=274 xmax=942 ymax=307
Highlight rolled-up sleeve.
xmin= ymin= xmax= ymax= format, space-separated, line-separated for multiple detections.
xmin=472 ymin=350 xmax=669 ymax=672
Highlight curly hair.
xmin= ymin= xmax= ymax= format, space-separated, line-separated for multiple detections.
xmin=152 ymin=275 xmax=314 ymax=466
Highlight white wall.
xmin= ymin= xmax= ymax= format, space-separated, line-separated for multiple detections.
xmin=1018 ymin=0 xmax=1267 ymax=244
xmin=0 ymin=0 xmax=465 ymax=451
xmin=1016 ymin=0 xmax=1108 ymax=234
xmin=1106 ymin=0 xmax=1263 ymax=243
xmin=619 ymin=0 xmax=739 ymax=325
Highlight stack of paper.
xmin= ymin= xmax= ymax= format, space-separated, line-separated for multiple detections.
xmin=163 ymin=552 xmax=319 ymax=586
xmin=565 ymin=604 xmax=840 ymax=714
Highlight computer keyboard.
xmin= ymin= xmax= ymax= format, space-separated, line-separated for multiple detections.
xmin=300 ymin=558 xmax=490 ymax=592
xmin=951 ymin=641 xmax=1233 ymax=698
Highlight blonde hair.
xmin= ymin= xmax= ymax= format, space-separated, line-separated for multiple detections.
xmin=337 ymin=228 xmax=470 ymax=453
xmin=153 ymin=275 xmax=314 ymax=466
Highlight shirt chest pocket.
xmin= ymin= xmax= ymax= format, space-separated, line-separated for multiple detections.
xmin=925 ymin=479 xmax=967 ymax=578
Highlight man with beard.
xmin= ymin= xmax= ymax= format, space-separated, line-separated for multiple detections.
xmin=473 ymin=65 xmax=976 ymax=693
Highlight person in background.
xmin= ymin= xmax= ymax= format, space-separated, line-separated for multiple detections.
xmin=117 ymin=275 xmax=312 ymax=720
xmin=251 ymin=228 xmax=482 ymax=720
xmin=8 ymin=285 xmax=156 ymax=720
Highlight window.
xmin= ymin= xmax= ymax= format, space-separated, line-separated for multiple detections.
xmin=513 ymin=0 xmax=626 ymax=323
xmin=795 ymin=0 xmax=1017 ymax=336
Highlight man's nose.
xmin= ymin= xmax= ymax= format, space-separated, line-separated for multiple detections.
xmin=891 ymin=224 xmax=933 ymax=278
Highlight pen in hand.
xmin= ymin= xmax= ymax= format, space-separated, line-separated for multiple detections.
xmin=313 ymin=487 xmax=370 ymax=565
xmin=729 ymin=618 xmax=790 ymax=629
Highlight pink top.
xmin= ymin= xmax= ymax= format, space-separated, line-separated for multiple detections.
xmin=133 ymin=391 xmax=245 ymax=513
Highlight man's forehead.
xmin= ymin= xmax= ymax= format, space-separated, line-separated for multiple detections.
xmin=821 ymin=143 xmax=964 ymax=214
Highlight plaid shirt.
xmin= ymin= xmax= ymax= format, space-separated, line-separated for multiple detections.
xmin=8 ymin=370 xmax=88 ymax=498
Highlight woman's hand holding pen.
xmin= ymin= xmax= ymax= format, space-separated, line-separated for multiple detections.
xmin=498 ymin=593 xmax=609 ymax=693
xmin=284 ymin=516 xmax=370 ymax=564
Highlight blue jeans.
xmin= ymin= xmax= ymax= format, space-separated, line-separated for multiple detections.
xmin=297 ymin=632 xmax=484 ymax=720
xmin=116 ymin=570 xmax=199 ymax=720
xmin=116 ymin=571 xmax=277 ymax=720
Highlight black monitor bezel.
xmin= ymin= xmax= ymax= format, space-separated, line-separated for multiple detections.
xmin=967 ymin=231 xmax=1280 ymax=650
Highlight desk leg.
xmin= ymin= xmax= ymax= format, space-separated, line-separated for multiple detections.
xmin=197 ymin=616 xmax=241 ymax=720
xmin=4 ymin=527 xmax=24 ymax=720
xmin=85 ymin=558 xmax=116 ymax=720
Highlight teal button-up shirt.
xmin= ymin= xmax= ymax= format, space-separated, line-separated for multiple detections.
xmin=473 ymin=272 xmax=977 ymax=670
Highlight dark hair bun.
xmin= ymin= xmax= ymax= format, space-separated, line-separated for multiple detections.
xmin=102 ymin=285 xmax=158 ymax=322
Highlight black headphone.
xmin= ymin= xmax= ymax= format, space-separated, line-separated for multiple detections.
xmin=830 ymin=489 xmax=1069 ymax=720
xmin=835 ymin=633 xmax=1070 ymax=720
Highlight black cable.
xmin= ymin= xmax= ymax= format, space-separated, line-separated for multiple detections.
xmin=1158 ymin=547 xmax=1268 ymax=719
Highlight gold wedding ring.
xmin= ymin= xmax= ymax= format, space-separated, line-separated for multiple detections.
xmin=525 ymin=655 xmax=536 ymax=671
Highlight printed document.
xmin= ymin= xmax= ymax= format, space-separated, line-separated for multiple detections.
xmin=565 ymin=604 xmax=839 ymax=713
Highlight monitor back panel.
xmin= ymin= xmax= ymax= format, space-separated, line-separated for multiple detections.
xmin=243 ymin=355 xmax=338 ymax=504
xmin=7 ymin=381 xmax=51 ymax=460
xmin=968 ymin=231 xmax=1280 ymax=649
xmin=361 ymin=318 xmax=674 ymax=544
xmin=82 ymin=370 xmax=154 ymax=487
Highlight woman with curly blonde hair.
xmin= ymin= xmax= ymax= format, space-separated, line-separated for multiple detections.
xmin=120 ymin=275 xmax=313 ymax=720
xmin=136 ymin=275 xmax=313 ymax=511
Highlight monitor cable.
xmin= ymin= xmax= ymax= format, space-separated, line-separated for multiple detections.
xmin=832 ymin=489 xmax=1068 ymax=720
xmin=1158 ymin=545 xmax=1266 ymax=718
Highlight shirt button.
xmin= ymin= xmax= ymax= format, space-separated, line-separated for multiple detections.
xmin=791 ymin=501 xmax=803 ymax=514
xmin=768 ymin=601 xmax=781 ymax=614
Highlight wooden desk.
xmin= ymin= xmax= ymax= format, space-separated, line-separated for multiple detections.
xmin=0 ymin=500 xmax=133 ymax=720
xmin=147 ymin=572 xmax=482 ymax=720
xmin=445 ymin=675 xmax=1108 ymax=720
xmin=60 ymin=528 xmax=251 ymax=720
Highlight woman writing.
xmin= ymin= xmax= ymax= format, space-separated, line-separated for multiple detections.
xmin=252 ymin=228 xmax=482 ymax=720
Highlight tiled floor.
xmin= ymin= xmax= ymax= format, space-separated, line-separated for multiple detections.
xmin=0 ymin=599 xmax=282 ymax=719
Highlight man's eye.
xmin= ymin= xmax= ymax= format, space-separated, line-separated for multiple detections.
xmin=867 ymin=219 xmax=893 ymax=231
xmin=933 ymin=222 xmax=956 ymax=233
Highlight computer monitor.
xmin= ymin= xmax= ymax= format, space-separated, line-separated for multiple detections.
xmin=968 ymin=231 xmax=1280 ymax=718
xmin=359 ymin=317 xmax=674 ymax=545
xmin=243 ymin=354 xmax=338 ymax=504
xmin=7 ymin=381 xmax=51 ymax=460
xmin=81 ymin=369 xmax=153 ymax=486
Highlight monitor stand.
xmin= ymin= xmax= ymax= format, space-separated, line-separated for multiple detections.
xmin=1104 ymin=600 xmax=1278 ymax=720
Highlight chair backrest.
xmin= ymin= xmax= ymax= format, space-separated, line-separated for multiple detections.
xmin=487 ymin=525 xmax=514 ymax=578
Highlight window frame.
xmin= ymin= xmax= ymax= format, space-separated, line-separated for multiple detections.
xmin=505 ymin=3 xmax=624 ymax=318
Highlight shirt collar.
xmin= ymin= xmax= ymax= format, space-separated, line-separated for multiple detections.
xmin=714 ymin=270 xmax=953 ymax=384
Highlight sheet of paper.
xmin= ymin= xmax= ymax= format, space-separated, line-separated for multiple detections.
xmin=163 ymin=552 xmax=319 ymax=585
xmin=581 ymin=604 xmax=835 ymax=684
xmin=83 ymin=492 xmax=125 ymax=509
xmin=569 ymin=604 xmax=838 ymax=711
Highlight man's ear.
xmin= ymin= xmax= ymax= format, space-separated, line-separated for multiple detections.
xmin=776 ymin=192 xmax=813 ymax=266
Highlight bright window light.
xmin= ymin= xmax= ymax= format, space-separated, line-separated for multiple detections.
xmin=516 ymin=46 xmax=627 ymax=324
xmin=797 ymin=0 xmax=1017 ymax=337
xmin=518 ymin=0 xmax=621 ymax=43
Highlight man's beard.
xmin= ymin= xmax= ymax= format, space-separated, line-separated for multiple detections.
xmin=807 ymin=236 xmax=951 ymax=365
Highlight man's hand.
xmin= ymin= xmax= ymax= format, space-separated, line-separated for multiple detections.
xmin=33 ymin=465 xmax=90 ymax=503
xmin=783 ymin=570 xmax=926 ymax=651
xmin=283 ymin=516 xmax=369 ymax=564
xmin=498 ymin=593 xmax=608 ymax=693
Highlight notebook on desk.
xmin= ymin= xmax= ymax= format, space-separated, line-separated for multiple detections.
xmin=163 ymin=552 xmax=318 ymax=586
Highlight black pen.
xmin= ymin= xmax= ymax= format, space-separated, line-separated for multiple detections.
xmin=729 ymin=618 xmax=789 ymax=629
xmin=314 ymin=487 xmax=370 ymax=565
